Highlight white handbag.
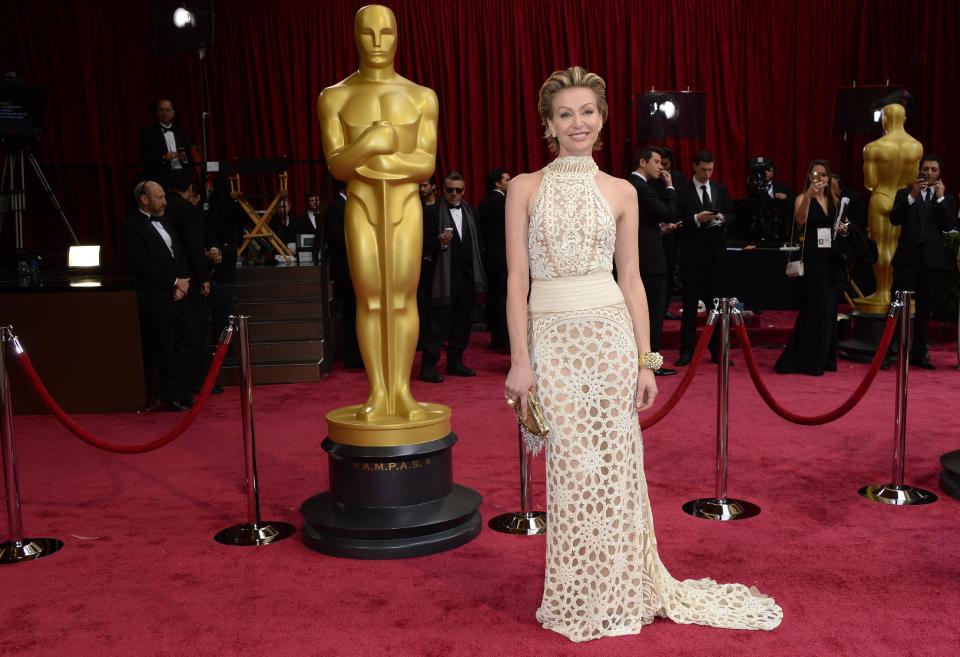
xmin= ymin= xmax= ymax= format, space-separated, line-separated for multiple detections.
xmin=785 ymin=220 xmax=806 ymax=278
xmin=785 ymin=260 xmax=805 ymax=278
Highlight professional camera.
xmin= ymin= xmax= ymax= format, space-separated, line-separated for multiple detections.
xmin=738 ymin=156 xmax=791 ymax=242
xmin=746 ymin=156 xmax=773 ymax=195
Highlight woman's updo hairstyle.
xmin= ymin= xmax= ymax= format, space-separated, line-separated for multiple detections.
xmin=537 ymin=66 xmax=608 ymax=153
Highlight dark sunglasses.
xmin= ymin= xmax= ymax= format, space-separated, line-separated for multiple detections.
xmin=445 ymin=186 xmax=465 ymax=194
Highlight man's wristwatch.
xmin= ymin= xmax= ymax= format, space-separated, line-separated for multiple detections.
xmin=639 ymin=352 xmax=664 ymax=371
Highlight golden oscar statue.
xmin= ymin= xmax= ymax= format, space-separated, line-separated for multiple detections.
xmin=301 ymin=5 xmax=481 ymax=559
xmin=317 ymin=3 xmax=450 ymax=447
xmin=856 ymin=103 xmax=923 ymax=313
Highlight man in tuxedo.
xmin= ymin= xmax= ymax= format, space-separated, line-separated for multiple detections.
xmin=629 ymin=147 xmax=677 ymax=376
xmin=122 ymin=181 xmax=200 ymax=410
xmin=324 ymin=181 xmax=363 ymax=369
xmin=419 ymin=171 xmax=485 ymax=383
xmin=652 ymin=147 xmax=686 ymax=318
xmin=297 ymin=192 xmax=322 ymax=240
xmin=139 ymin=99 xmax=192 ymax=191
xmin=745 ymin=159 xmax=794 ymax=242
xmin=479 ymin=168 xmax=511 ymax=351
xmin=166 ymin=178 xmax=225 ymax=394
xmin=889 ymin=154 xmax=957 ymax=368
xmin=676 ymin=149 xmax=735 ymax=365
xmin=417 ymin=177 xmax=440 ymax=350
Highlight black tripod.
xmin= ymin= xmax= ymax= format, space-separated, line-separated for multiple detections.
xmin=0 ymin=139 xmax=79 ymax=253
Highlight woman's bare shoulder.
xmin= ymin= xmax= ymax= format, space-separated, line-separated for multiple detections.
xmin=600 ymin=171 xmax=634 ymax=193
xmin=511 ymin=170 xmax=545 ymax=191
xmin=596 ymin=172 xmax=636 ymax=211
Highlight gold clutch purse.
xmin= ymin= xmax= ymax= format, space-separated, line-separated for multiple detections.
xmin=512 ymin=391 xmax=549 ymax=455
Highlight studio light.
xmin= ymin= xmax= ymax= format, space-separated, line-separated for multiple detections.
xmin=173 ymin=7 xmax=195 ymax=28
xmin=649 ymin=99 xmax=678 ymax=120
xmin=68 ymin=244 xmax=100 ymax=268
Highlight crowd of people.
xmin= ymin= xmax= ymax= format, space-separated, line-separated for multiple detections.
xmin=125 ymin=99 xmax=234 ymax=411
xmin=125 ymin=95 xmax=958 ymax=411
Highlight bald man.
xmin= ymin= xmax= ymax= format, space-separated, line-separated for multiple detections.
xmin=122 ymin=181 xmax=200 ymax=410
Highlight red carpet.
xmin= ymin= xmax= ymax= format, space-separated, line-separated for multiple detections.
xmin=2 ymin=333 xmax=958 ymax=657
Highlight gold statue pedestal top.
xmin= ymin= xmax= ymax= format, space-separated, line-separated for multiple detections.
xmin=327 ymin=403 xmax=451 ymax=447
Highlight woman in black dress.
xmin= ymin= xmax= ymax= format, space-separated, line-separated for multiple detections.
xmin=775 ymin=160 xmax=849 ymax=375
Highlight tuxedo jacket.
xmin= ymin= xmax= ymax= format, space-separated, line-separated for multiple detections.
xmin=628 ymin=173 xmax=676 ymax=276
xmin=651 ymin=169 xmax=688 ymax=195
xmin=165 ymin=193 xmax=211 ymax=285
xmin=478 ymin=190 xmax=506 ymax=268
xmin=324 ymin=194 xmax=349 ymax=285
xmin=890 ymin=188 xmax=957 ymax=270
xmin=769 ymin=181 xmax=795 ymax=209
xmin=424 ymin=199 xmax=479 ymax=279
xmin=677 ymin=179 xmax=735 ymax=267
xmin=297 ymin=211 xmax=322 ymax=238
xmin=139 ymin=123 xmax=192 ymax=188
xmin=122 ymin=210 xmax=190 ymax=317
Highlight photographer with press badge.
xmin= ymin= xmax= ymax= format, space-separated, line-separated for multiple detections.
xmin=775 ymin=160 xmax=850 ymax=375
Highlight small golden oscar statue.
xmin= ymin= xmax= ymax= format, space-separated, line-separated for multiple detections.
xmin=857 ymin=103 xmax=923 ymax=314
xmin=841 ymin=102 xmax=923 ymax=362
xmin=301 ymin=5 xmax=481 ymax=559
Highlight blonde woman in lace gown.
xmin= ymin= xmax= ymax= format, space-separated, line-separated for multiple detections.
xmin=503 ymin=67 xmax=783 ymax=643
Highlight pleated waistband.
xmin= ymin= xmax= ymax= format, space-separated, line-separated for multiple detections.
xmin=528 ymin=273 xmax=624 ymax=314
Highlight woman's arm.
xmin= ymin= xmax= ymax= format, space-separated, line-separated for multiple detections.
xmin=794 ymin=188 xmax=813 ymax=226
xmin=611 ymin=178 xmax=658 ymax=411
xmin=503 ymin=173 xmax=538 ymax=417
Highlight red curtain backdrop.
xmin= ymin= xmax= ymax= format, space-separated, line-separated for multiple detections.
xmin=2 ymin=0 xmax=958 ymax=264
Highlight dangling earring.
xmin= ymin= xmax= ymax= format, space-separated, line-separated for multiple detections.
xmin=551 ymin=130 xmax=557 ymax=138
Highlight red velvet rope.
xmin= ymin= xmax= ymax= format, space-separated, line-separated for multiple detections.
xmin=735 ymin=312 xmax=898 ymax=425
xmin=13 ymin=338 xmax=232 ymax=454
xmin=640 ymin=322 xmax=716 ymax=430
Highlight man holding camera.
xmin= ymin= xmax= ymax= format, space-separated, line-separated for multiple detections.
xmin=676 ymin=149 xmax=735 ymax=366
xmin=889 ymin=154 xmax=957 ymax=369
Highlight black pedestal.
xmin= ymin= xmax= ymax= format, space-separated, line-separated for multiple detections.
xmin=839 ymin=310 xmax=903 ymax=363
xmin=301 ymin=433 xmax=482 ymax=559
xmin=939 ymin=450 xmax=960 ymax=501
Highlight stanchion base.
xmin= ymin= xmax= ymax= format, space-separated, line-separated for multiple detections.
xmin=214 ymin=521 xmax=297 ymax=546
xmin=838 ymin=311 xmax=890 ymax=363
xmin=682 ymin=498 xmax=761 ymax=521
xmin=488 ymin=511 xmax=546 ymax=535
xmin=858 ymin=484 xmax=937 ymax=506
xmin=0 ymin=538 xmax=64 ymax=564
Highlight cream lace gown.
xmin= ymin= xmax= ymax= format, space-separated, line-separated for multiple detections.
xmin=528 ymin=156 xmax=782 ymax=642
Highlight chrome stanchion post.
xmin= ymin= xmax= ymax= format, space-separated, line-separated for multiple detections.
xmin=215 ymin=315 xmax=297 ymax=545
xmin=0 ymin=326 xmax=63 ymax=564
xmin=859 ymin=292 xmax=937 ymax=505
xmin=683 ymin=298 xmax=761 ymax=521
xmin=489 ymin=425 xmax=547 ymax=535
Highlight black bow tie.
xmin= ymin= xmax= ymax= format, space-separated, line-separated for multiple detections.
xmin=161 ymin=126 xmax=173 ymax=133
xmin=450 ymin=205 xmax=461 ymax=210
